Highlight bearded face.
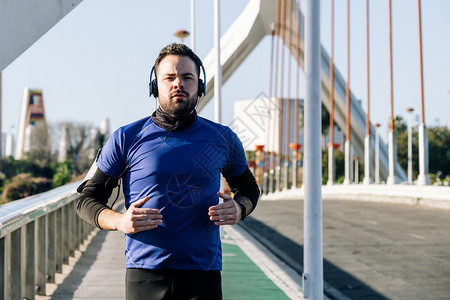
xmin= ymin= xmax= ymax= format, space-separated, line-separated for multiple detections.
xmin=156 ymin=55 xmax=199 ymax=118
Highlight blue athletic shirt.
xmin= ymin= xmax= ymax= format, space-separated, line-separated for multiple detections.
xmin=96 ymin=115 xmax=248 ymax=271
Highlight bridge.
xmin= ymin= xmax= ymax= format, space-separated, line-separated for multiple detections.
xmin=1 ymin=0 xmax=449 ymax=299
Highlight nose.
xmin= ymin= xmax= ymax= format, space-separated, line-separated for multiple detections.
xmin=173 ymin=76 xmax=184 ymax=90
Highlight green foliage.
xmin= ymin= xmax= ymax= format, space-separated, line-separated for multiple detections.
xmin=0 ymin=156 xmax=54 ymax=179
xmin=336 ymin=175 xmax=345 ymax=184
xmin=53 ymin=161 xmax=73 ymax=188
xmin=322 ymin=149 xmax=345 ymax=184
xmin=245 ymin=150 xmax=256 ymax=161
xmin=1 ymin=174 xmax=52 ymax=203
xmin=427 ymin=126 xmax=450 ymax=177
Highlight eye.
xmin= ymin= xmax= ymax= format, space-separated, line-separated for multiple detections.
xmin=163 ymin=75 xmax=176 ymax=81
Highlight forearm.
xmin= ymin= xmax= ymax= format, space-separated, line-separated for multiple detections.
xmin=77 ymin=168 xmax=119 ymax=228
xmin=225 ymin=168 xmax=260 ymax=220
xmin=97 ymin=209 xmax=122 ymax=230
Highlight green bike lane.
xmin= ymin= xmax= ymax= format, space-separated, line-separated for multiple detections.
xmin=222 ymin=226 xmax=303 ymax=300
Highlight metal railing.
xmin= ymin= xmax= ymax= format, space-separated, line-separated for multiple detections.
xmin=0 ymin=181 xmax=94 ymax=300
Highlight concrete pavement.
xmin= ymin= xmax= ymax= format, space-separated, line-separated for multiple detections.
xmin=36 ymin=226 xmax=302 ymax=300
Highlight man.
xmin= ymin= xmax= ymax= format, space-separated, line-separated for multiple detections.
xmin=77 ymin=43 xmax=260 ymax=300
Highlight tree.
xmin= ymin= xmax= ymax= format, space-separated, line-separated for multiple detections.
xmin=395 ymin=116 xmax=450 ymax=180
xmin=428 ymin=126 xmax=450 ymax=178
xmin=321 ymin=103 xmax=330 ymax=150
xmin=54 ymin=121 xmax=97 ymax=175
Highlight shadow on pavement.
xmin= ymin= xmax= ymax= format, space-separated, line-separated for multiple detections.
xmin=240 ymin=217 xmax=389 ymax=300
xmin=50 ymin=230 xmax=108 ymax=299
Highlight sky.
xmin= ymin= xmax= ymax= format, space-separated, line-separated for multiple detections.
xmin=2 ymin=0 xmax=449 ymax=146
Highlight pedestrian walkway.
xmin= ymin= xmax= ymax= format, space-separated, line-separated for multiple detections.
xmin=37 ymin=225 xmax=303 ymax=299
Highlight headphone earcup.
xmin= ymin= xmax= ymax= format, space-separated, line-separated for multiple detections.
xmin=150 ymin=79 xmax=158 ymax=98
xmin=198 ymin=79 xmax=205 ymax=97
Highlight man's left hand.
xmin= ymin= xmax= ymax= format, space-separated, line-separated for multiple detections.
xmin=208 ymin=192 xmax=242 ymax=225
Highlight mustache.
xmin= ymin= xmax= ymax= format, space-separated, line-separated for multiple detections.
xmin=170 ymin=90 xmax=189 ymax=97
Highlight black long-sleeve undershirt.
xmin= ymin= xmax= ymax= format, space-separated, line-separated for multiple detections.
xmin=77 ymin=167 xmax=260 ymax=227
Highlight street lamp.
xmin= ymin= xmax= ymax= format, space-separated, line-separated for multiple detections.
xmin=416 ymin=0 xmax=431 ymax=185
xmin=174 ymin=29 xmax=190 ymax=43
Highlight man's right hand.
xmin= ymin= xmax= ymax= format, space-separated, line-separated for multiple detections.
xmin=98 ymin=196 xmax=163 ymax=234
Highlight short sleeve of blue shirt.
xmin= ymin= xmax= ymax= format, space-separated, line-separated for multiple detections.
xmin=220 ymin=127 xmax=248 ymax=179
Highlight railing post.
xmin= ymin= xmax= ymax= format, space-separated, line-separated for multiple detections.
xmin=47 ymin=211 xmax=56 ymax=284
xmin=74 ymin=201 xmax=80 ymax=250
xmin=63 ymin=205 xmax=69 ymax=264
xmin=23 ymin=221 xmax=35 ymax=300
xmin=0 ymin=237 xmax=5 ymax=299
xmin=69 ymin=202 xmax=75 ymax=257
xmin=9 ymin=228 xmax=22 ymax=299
xmin=55 ymin=208 xmax=63 ymax=273
xmin=36 ymin=216 xmax=47 ymax=295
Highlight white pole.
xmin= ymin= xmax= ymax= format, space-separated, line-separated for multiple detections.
xmin=363 ymin=135 xmax=372 ymax=184
xmin=303 ymin=0 xmax=323 ymax=299
xmin=375 ymin=124 xmax=380 ymax=184
xmin=343 ymin=140 xmax=352 ymax=185
xmin=191 ymin=0 xmax=195 ymax=52
xmin=354 ymin=156 xmax=359 ymax=183
xmin=417 ymin=123 xmax=431 ymax=185
xmin=407 ymin=108 xmax=413 ymax=184
xmin=416 ymin=0 xmax=430 ymax=186
xmin=214 ymin=0 xmax=222 ymax=124
xmin=387 ymin=129 xmax=396 ymax=184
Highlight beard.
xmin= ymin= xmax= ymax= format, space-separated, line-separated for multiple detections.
xmin=159 ymin=90 xmax=198 ymax=118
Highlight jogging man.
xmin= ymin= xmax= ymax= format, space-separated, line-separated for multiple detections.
xmin=77 ymin=43 xmax=260 ymax=300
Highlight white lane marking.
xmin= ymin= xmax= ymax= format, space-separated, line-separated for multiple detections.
xmin=366 ymin=220 xmax=378 ymax=225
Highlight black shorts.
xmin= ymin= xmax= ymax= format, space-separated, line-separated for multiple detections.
xmin=126 ymin=268 xmax=222 ymax=300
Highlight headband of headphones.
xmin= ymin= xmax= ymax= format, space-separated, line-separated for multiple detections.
xmin=149 ymin=56 xmax=206 ymax=98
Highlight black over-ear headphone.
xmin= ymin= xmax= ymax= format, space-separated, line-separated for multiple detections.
xmin=149 ymin=56 xmax=206 ymax=98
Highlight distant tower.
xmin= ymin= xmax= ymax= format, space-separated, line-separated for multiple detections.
xmin=88 ymin=127 xmax=100 ymax=161
xmin=4 ymin=134 xmax=15 ymax=157
xmin=15 ymin=88 xmax=47 ymax=159
xmin=57 ymin=123 xmax=71 ymax=162
xmin=100 ymin=118 xmax=110 ymax=140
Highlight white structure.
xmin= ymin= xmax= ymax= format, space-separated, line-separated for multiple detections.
xmin=0 ymin=0 xmax=83 ymax=71
xmin=88 ymin=127 xmax=100 ymax=161
xmin=57 ymin=123 xmax=71 ymax=163
xmin=100 ymin=118 xmax=110 ymax=140
xmin=15 ymin=88 xmax=47 ymax=159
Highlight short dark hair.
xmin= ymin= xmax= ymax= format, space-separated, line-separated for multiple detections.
xmin=154 ymin=43 xmax=202 ymax=76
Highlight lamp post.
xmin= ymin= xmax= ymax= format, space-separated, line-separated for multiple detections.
xmin=303 ymin=0 xmax=323 ymax=297
xmin=386 ymin=0 xmax=397 ymax=185
xmin=214 ymin=0 xmax=222 ymax=124
xmin=407 ymin=107 xmax=414 ymax=184
xmin=190 ymin=0 xmax=195 ymax=51
xmin=363 ymin=0 xmax=373 ymax=185
xmin=327 ymin=0 xmax=336 ymax=186
xmin=416 ymin=0 xmax=430 ymax=185
xmin=343 ymin=0 xmax=352 ymax=185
